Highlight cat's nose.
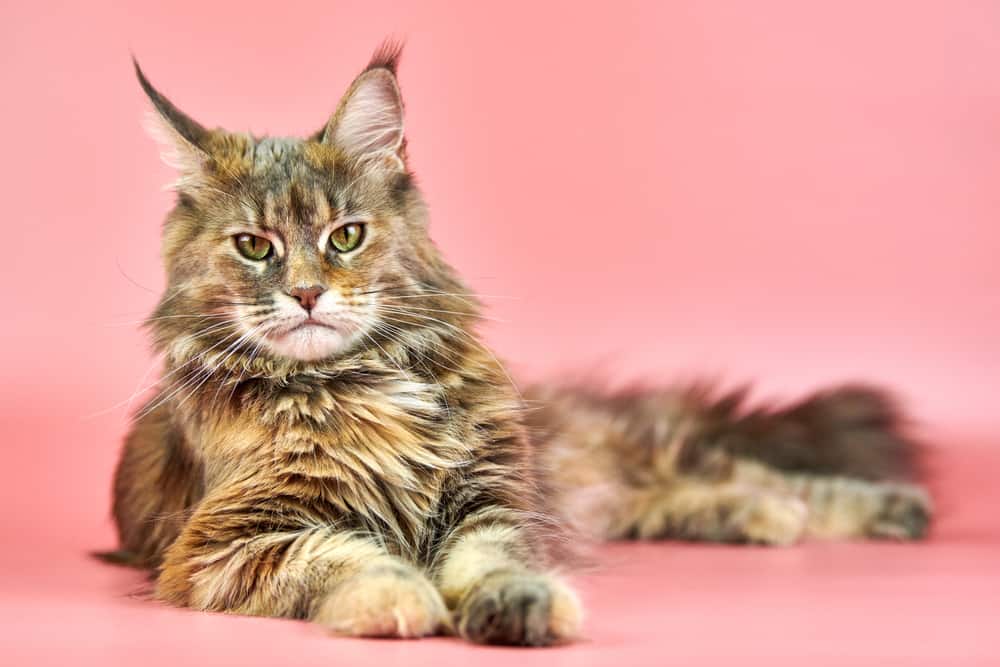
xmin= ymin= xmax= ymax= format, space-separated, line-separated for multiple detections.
xmin=288 ymin=285 xmax=326 ymax=312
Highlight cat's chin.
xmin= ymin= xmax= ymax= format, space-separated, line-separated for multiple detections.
xmin=263 ymin=322 xmax=353 ymax=362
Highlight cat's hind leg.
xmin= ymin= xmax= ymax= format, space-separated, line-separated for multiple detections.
xmin=530 ymin=382 xmax=931 ymax=545
xmin=608 ymin=478 xmax=810 ymax=545
xmin=737 ymin=460 xmax=933 ymax=540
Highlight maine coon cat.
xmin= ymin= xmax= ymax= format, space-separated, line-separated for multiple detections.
xmin=103 ymin=43 xmax=932 ymax=646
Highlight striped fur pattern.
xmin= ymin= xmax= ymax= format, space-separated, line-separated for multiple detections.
xmin=105 ymin=43 xmax=931 ymax=646
xmin=529 ymin=384 xmax=930 ymax=546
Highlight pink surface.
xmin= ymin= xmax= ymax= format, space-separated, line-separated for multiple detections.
xmin=3 ymin=428 xmax=999 ymax=666
xmin=1 ymin=1 xmax=998 ymax=665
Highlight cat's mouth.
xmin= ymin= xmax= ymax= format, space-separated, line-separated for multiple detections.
xmin=283 ymin=319 xmax=339 ymax=335
xmin=261 ymin=315 xmax=343 ymax=340
xmin=260 ymin=317 xmax=356 ymax=361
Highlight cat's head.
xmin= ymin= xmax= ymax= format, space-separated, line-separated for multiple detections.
xmin=139 ymin=43 xmax=472 ymax=372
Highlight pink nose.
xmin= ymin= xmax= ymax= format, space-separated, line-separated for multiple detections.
xmin=288 ymin=285 xmax=326 ymax=312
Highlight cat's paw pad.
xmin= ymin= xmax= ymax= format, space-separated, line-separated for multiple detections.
xmin=867 ymin=483 xmax=933 ymax=540
xmin=733 ymin=494 xmax=809 ymax=546
xmin=313 ymin=564 xmax=446 ymax=638
xmin=457 ymin=571 xmax=581 ymax=646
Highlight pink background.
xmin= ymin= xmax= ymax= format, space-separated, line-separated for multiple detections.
xmin=2 ymin=1 xmax=997 ymax=665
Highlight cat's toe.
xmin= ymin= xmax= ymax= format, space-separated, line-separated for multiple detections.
xmin=313 ymin=564 xmax=446 ymax=638
xmin=868 ymin=484 xmax=933 ymax=540
xmin=457 ymin=571 xmax=581 ymax=646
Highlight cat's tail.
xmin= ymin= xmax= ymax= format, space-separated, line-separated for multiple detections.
xmin=528 ymin=381 xmax=924 ymax=482
xmin=685 ymin=383 xmax=924 ymax=480
xmin=528 ymin=381 xmax=929 ymax=543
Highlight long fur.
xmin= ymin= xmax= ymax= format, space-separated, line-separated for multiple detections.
xmin=103 ymin=44 xmax=932 ymax=646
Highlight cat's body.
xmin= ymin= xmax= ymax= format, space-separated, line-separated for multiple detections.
xmin=105 ymin=44 xmax=931 ymax=646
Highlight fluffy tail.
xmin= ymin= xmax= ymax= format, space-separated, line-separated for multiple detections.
xmin=528 ymin=381 xmax=928 ymax=543
xmin=528 ymin=381 xmax=924 ymax=482
xmin=690 ymin=383 xmax=923 ymax=480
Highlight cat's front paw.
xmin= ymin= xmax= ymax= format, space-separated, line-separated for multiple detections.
xmin=456 ymin=570 xmax=581 ymax=646
xmin=867 ymin=483 xmax=933 ymax=540
xmin=313 ymin=564 xmax=447 ymax=638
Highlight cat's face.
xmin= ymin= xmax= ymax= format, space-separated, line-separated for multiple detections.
xmin=141 ymin=46 xmax=470 ymax=369
xmin=167 ymin=137 xmax=416 ymax=363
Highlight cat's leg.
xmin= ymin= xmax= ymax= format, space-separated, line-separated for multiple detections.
xmin=531 ymin=382 xmax=931 ymax=544
xmin=103 ymin=404 xmax=203 ymax=567
xmin=587 ymin=469 xmax=930 ymax=544
xmin=605 ymin=478 xmax=810 ymax=545
xmin=735 ymin=460 xmax=932 ymax=540
xmin=569 ymin=461 xmax=930 ymax=545
xmin=433 ymin=510 xmax=582 ymax=646
xmin=156 ymin=485 xmax=447 ymax=639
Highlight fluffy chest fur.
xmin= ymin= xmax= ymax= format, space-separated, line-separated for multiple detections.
xmin=186 ymin=369 xmax=472 ymax=556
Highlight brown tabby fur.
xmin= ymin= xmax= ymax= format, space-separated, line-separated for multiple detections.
xmin=103 ymin=43 xmax=932 ymax=646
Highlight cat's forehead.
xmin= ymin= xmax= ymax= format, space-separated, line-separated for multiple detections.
xmin=252 ymin=136 xmax=307 ymax=172
xmin=206 ymin=134 xmax=393 ymax=232
xmin=247 ymin=136 xmax=330 ymax=186
xmin=240 ymin=137 xmax=337 ymax=229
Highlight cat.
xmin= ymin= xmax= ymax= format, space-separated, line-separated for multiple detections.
xmin=101 ymin=42 xmax=932 ymax=646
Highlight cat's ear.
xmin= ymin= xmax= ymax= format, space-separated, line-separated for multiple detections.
xmin=133 ymin=58 xmax=214 ymax=183
xmin=319 ymin=42 xmax=406 ymax=172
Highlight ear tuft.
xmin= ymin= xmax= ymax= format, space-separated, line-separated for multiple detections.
xmin=133 ymin=58 xmax=213 ymax=186
xmin=321 ymin=45 xmax=406 ymax=171
xmin=365 ymin=38 xmax=404 ymax=75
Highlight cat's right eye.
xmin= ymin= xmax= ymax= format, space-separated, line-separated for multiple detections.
xmin=234 ymin=233 xmax=273 ymax=261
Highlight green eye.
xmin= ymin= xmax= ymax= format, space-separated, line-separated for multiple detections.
xmin=328 ymin=223 xmax=365 ymax=253
xmin=234 ymin=233 xmax=272 ymax=261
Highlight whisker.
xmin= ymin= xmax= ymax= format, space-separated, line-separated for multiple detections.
xmin=368 ymin=290 xmax=516 ymax=301
xmin=139 ymin=325 xmax=257 ymax=420
xmin=222 ymin=334 xmax=268 ymax=407
xmin=202 ymin=300 xmax=271 ymax=308
xmin=115 ymin=257 xmax=159 ymax=294
xmin=370 ymin=323 xmax=456 ymax=421
xmin=105 ymin=313 xmax=232 ymax=328
xmin=122 ymin=354 xmax=165 ymax=416
xmin=369 ymin=321 xmax=469 ymax=378
xmin=87 ymin=320 xmax=244 ymax=419
xmin=374 ymin=304 xmax=504 ymax=323
xmin=358 ymin=328 xmax=412 ymax=382
xmin=374 ymin=310 xmax=523 ymax=401
xmin=175 ymin=323 xmax=267 ymax=412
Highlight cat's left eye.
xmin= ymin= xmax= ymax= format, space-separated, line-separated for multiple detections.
xmin=234 ymin=233 xmax=272 ymax=261
xmin=328 ymin=223 xmax=365 ymax=253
